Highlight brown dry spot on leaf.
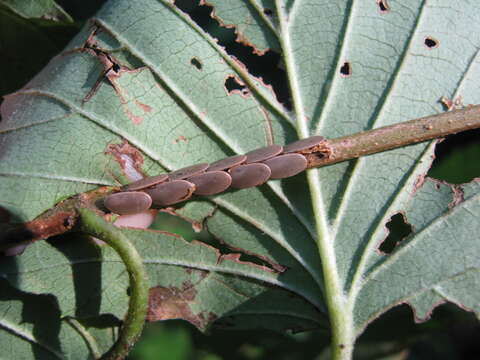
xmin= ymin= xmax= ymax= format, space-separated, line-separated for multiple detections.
xmin=105 ymin=140 xmax=146 ymax=181
xmin=147 ymin=283 xmax=218 ymax=330
xmin=81 ymin=27 xmax=153 ymax=125
xmin=81 ymin=28 xmax=125 ymax=104
xmin=104 ymin=68 xmax=154 ymax=125
xmin=174 ymin=135 xmax=188 ymax=144
xmin=449 ymin=185 xmax=465 ymax=209
xmin=134 ymin=100 xmax=152 ymax=113
xmin=123 ymin=109 xmax=143 ymax=125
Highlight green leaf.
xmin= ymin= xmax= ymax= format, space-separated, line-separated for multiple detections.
xmin=1 ymin=0 xmax=479 ymax=358
xmin=0 ymin=279 xmax=117 ymax=359
xmin=0 ymin=0 xmax=72 ymax=21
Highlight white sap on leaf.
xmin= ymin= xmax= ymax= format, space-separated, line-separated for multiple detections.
xmin=120 ymin=153 xmax=144 ymax=181
xmin=113 ymin=210 xmax=157 ymax=228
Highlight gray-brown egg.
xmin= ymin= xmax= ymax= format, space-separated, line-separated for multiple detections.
xmin=124 ymin=174 xmax=168 ymax=191
xmin=262 ymin=153 xmax=308 ymax=179
xmin=208 ymin=154 xmax=246 ymax=172
xmin=229 ymin=163 xmax=271 ymax=189
xmin=283 ymin=135 xmax=325 ymax=153
xmin=168 ymin=163 xmax=209 ymax=180
xmin=104 ymin=191 xmax=153 ymax=215
xmin=244 ymin=144 xmax=283 ymax=164
xmin=145 ymin=180 xmax=196 ymax=206
xmin=187 ymin=171 xmax=232 ymax=195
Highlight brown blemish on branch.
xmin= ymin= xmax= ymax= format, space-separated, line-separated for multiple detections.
xmin=0 ymin=186 xmax=114 ymax=253
xmin=1 ymin=211 xmax=77 ymax=250
xmin=440 ymin=95 xmax=467 ymax=111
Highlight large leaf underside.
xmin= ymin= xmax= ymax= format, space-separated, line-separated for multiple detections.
xmin=1 ymin=0 xmax=479 ymax=357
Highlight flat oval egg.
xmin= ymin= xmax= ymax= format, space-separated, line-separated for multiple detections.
xmin=187 ymin=171 xmax=232 ymax=195
xmin=104 ymin=191 xmax=153 ymax=215
xmin=208 ymin=154 xmax=246 ymax=172
xmin=168 ymin=163 xmax=209 ymax=180
xmin=145 ymin=180 xmax=196 ymax=206
xmin=124 ymin=174 xmax=168 ymax=191
xmin=283 ymin=136 xmax=325 ymax=153
xmin=229 ymin=163 xmax=271 ymax=189
xmin=244 ymin=144 xmax=283 ymax=164
xmin=262 ymin=153 xmax=307 ymax=179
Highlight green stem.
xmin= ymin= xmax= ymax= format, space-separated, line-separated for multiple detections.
xmin=64 ymin=317 xmax=102 ymax=359
xmin=78 ymin=208 xmax=149 ymax=360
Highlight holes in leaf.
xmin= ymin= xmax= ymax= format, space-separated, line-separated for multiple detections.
xmin=340 ymin=62 xmax=351 ymax=77
xmin=190 ymin=57 xmax=202 ymax=70
xmin=379 ymin=213 xmax=413 ymax=254
xmin=174 ymin=0 xmax=291 ymax=108
xmin=111 ymin=62 xmax=121 ymax=73
xmin=377 ymin=0 xmax=390 ymax=13
xmin=225 ymin=75 xmax=250 ymax=97
xmin=263 ymin=8 xmax=273 ymax=16
xmin=424 ymin=37 xmax=439 ymax=49
xmin=429 ymin=128 xmax=480 ymax=184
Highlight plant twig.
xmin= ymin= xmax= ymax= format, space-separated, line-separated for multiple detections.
xmin=2 ymin=106 xmax=480 ymax=248
xmin=78 ymin=208 xmax=149 ymax=360
xmin=305 ymin=105 xmax=480 ymax=168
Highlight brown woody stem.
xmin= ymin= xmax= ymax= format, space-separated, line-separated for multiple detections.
xmin=2 ymin=106 xmax=480 ymax=248
xmin=305 ymin=105 xmax=480 ymax=168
